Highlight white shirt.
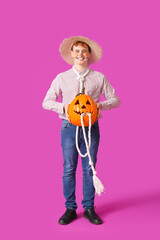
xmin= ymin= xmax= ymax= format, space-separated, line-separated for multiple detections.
xmin=42 ymin=66 xmax=120 ymax=119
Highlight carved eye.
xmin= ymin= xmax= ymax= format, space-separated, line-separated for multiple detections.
xmin=75 ymin=100 xmax=79 ymax=105
xmin=86 ymin=100 xmax=91 ymax=105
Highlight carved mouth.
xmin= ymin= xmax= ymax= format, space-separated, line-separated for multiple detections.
xmin=74 ymin=111 xmax=93 ymax=115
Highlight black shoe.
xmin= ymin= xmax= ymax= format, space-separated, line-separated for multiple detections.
xmin=83 ymin=207 xmax=102 ymax=225
xmin=58 ymin=208 xmax=77 ymax=225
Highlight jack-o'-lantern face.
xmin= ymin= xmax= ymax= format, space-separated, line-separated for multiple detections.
xmin=68 ymin=94 xmax=98 ymax=126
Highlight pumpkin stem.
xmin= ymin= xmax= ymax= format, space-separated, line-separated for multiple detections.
xmin=82 ymin=87 xmax=85 ymax=94
xmin=75 ymin=87 xmax=85 ymax=97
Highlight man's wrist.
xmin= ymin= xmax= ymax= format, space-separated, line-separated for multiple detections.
xmin=97 ymin=103 xmax=102 ymax=110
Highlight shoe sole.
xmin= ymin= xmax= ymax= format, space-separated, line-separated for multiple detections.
xmin=58 ymin=215 xmax=77 ymax=225
xmin=83 ymin=214 xmax=102 ymax=225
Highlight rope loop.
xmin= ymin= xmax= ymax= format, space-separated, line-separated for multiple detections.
xmin=75 ymin=113 xmax=91 ymax=157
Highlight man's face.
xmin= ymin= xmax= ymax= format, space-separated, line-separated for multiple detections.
xmin=71 ymin=44 xmax=91 ymax=66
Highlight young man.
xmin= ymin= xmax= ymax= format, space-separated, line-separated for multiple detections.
xmin=42 ymin=36 xmax=120 ymax=225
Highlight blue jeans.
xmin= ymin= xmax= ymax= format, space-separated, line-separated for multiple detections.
xmin=61 ymin=119 xmax=100 ymax=210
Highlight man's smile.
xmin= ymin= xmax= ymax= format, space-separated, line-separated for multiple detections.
xmin=76 ymin=57 xmax=86 ymax=61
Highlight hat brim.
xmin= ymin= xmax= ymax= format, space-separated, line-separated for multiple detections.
xmin=59 ymin=36 xmax=103 ymax=65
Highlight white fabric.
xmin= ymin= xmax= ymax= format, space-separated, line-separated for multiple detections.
xmin=42 ymin=66 xmax=120 ymax=119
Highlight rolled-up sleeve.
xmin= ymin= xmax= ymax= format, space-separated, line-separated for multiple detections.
xmin=42 ymin=74 xmax=64 ymax=115
xmin=100 ymin=76 xmax=120 ymax=110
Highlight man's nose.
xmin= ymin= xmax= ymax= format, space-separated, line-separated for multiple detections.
xmin=78 ymin=51 xmax=83 ymax=56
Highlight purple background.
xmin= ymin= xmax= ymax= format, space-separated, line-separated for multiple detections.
xmin=1 ymin=0 xmax=160 ymax=239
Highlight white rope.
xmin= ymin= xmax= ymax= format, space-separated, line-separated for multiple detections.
xmin=76 ymin=126 xmax=91 ymax=157
xmin=79 ymin=76 xmax=85 ymax=93
xmin=75 ymin=113 xmax=105 ymax=196
xmin=72 ymin=66 xmax=90 ymax=93
xmin=75 ymin=114 xmax=91 ymax=157
xmin=73 ymin=66 xmax=104 ymax=195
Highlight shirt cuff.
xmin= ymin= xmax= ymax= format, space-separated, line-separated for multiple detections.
xmin=57 ymin=103 xmax=65 ymax=115
xmin=100 ymin=101 xmax=112 ymax=110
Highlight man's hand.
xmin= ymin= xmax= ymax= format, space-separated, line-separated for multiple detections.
xmin=63 ymin=104 xmax=70 ymax=121
xmin=96 ymin=103 xmax=102 ymax=120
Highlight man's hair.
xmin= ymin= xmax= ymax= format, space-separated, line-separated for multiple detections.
xmin=71 ymin=41 xmax=91 ymax=53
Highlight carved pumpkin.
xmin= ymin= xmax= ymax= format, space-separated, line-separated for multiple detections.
xmin=68 ymin=93 xmax=98 ymax=126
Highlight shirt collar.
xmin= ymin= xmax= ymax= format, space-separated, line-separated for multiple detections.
xmin=72 ymin=65 xmax=90 ymax=77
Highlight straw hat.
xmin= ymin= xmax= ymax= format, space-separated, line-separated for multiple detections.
xmin=59 ymin=36 xmax=103 ymax=65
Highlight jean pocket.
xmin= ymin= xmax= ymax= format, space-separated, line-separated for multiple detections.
xmin=61 ymin=120 xmax=71 ymax=130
